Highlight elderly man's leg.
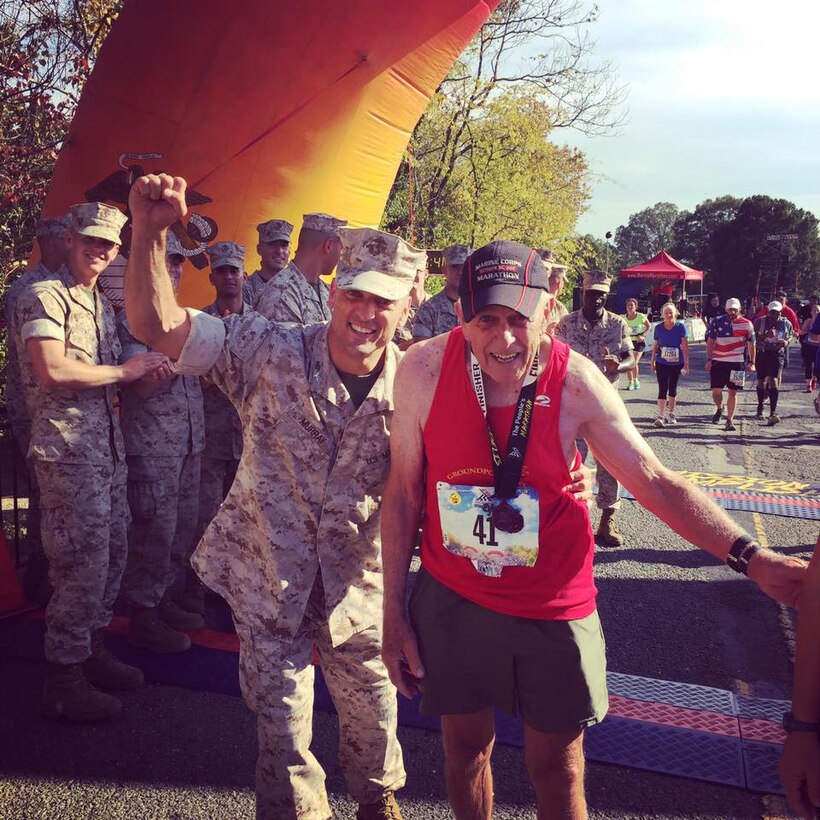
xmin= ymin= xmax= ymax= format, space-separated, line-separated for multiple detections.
xmin=441 ymin=709 xmax=496 ymax=820
xmin=525 ymin=727 xmax=586 ymax=820
xmin=316 ymin=623 xmax=405 ymax=818
xmin=234 ymin=619 xmax=330 ymax=820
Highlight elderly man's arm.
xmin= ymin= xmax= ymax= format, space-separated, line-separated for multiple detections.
xmin=124 ymin=174 xmax=192 ymax=360
xmin=780 ymin=538 xmax=820 ymax=819
xmin=567 ymin=357 xmax=806 ymax=606
xmin=381 ymin=342 xmax=439 ymax=699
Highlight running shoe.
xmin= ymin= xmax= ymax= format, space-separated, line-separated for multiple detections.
xmin=724 ymin=419 xmax=736 ymax=431
xmin=767 ymin=414 xmax=781 ymax=426
xmin=755 ymin=408 xmax=764 ymax=419
xmin=634 ymin=380 xmax=641 ymax=389
xmin=711 ymin=408 xmax=723 ymax=424
xmin=667 ymin=414 xmax=678 ymax=425
xmin=626 ymin=381 xmax=634 ymax=391
xmin=654 ymin=417 xmax=665 ymax=427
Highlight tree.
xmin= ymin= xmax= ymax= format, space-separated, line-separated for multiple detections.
xmin=670 ymin=195 xmax=741 ymax=283
xmin=382 ymin=0 xmax=626 ymax=247
xmin=710 ymin=196 xmax=820 ymax=299
xmin=400 ymin=88 xmax=590 ymax=249
xmin=1 ymin=1 xmax=122 ymax=287
xmin=613 ymin=202 xmax=680 ymax=269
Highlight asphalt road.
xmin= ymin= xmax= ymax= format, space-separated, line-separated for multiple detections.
xmin=1 ymin=338 xmax=818 ymax=819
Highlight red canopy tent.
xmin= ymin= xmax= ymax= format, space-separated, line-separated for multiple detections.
xmin=620 ymin=251 xmax=704 ymax=299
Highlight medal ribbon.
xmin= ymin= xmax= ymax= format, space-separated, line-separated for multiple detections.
xmin=468 ymin=344 xmax=539 ymax=501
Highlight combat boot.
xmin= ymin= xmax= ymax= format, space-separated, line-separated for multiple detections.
xmin=595 ymin=510 xmax=624 ymax=548
xmin=82 ymin=630 xmax=144 ymax=690
xmin=129 ymin=606 xmax=191 ymax=653
xmin=176 ymin=570 xmax=206 ymax=615
xmin=41 ymin=662 xmax=122 ymax=722
xmin=356 ymin=793 xmax=403 ymax=820
xmin=158 ymin=594 xmax=205 ymax=631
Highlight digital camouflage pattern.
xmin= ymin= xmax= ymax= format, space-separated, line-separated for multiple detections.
xmin=178 ymin=314 xmax=397 ymax=645
xmin=116 ymin=315 xmax=205 ymax=457
xmin=207 ymin=241 xmax=245 ymax=270
xmin=302 ymin=212 xmax=347 ymax=234
xmin=35 ymin=430 xmax=129 ymax=663
xmin=194 ymin=302 xmax=247 ymax=542
xmin=122 ymin=452 xmax=201 ymax=607
xmin=175 ymin=310 xmax=404 ymax=812
xmin=555 ymin=309 xmax=632 ymax=511
xmin=69 ymin=201 xmax=127 ymax=245
xmin=4 ymin=262 xmax=57 ymax=430
xmin=255 ymin=260 xmax=331 ymax=325
xmin=236 ymin=580 xmax=404 ymax=818
xmin=546 ymin=299 xmax=569 ymax=336
xmin=555 ymin=309 xmax=633 ymax=386
xmin=242 ymin=270 xmax=278 ymax=309
xmin=411 ymin=289 xmax=458 ymax=339
xmin=256 ymin=218 xmax=293 ymax=243
xmin=15 ymin=267 xmax=125 ymax=463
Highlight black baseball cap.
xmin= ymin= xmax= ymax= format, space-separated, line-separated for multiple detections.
xmin=459 ymin=240 xmax=550 ymax=324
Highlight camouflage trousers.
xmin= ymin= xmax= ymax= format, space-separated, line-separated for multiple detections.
xmin=123 ymin=453 xmax=201 ymax=607
xmin=195 ymin=454 xmax=239 ymax=542
xmin=576 ymin=438 xmax=621 ymax=511
xmin=234 ymin=578 xmax=405 ymax=820
xmin=35 ymin=458 xmax=128 ymax=664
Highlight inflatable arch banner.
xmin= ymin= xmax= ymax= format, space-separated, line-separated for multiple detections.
xmin=41 ymin=0 xmax=499 ymax=307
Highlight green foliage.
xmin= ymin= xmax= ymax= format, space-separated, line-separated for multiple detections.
xmin=614 ymin=202 xmax=680 ymax=269
xmin=670 ymin=196 xmax=741 ymax=278
xmin=1 ymin=1 xmax=122 ymax=289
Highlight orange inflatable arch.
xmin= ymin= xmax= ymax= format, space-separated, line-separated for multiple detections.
xmin=41 ymin=0 xmax=498 ymax=307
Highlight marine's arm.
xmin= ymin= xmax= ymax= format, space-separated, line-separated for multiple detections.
xmin=124 ymin=173 xmax=192 ymax=360
xmin=563 ymin=355 xmax=805 ymax=605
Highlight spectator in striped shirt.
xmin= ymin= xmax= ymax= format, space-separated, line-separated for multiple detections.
xmin=705 ymin=298 xmax=756 ymax=431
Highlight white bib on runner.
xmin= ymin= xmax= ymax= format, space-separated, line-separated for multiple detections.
xmin=660 ymin=346 xmax=679 ymax=363
xmin=436 ymin=481 xmax=540 ymax=578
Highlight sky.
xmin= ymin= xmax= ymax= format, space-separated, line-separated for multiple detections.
xmin=559 ymin=0 xmax=820 ymax=241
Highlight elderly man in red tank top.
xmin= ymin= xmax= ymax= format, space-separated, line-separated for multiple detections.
xmin=381 ymin=240 xmax=808 ymax=820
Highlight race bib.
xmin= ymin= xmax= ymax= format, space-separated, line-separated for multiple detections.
xmin=436 ymin=482 xmax=540 ymax=578
xmin=660 ymin=346 xmax=680 ymax=363
xmin=729 ymin=370 xmax=746 ymax=388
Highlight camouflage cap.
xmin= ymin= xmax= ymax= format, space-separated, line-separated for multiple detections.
xmin=582 ymin=270 xmax=612 ymax=293
xmin=336 ymin=227 xmax=426 ymax=301
xmin=257 ymin=219 xmax=294 ymax=243
xmin=302 ymin=212 xmax=347 ymax=235
xmin=443 ymin=244 xmax=471 ymax=266
xmin=35 ymin=214 xmax=72 ymax=238
xmin=69 ymin=202 xmax=127 ymax=244
xmin=548 ymin=263 xmax=569 ymax=278
xmin=207 ymin=241 xmax=245 ymax=270
xmin=166 ymin=230 xmax=186 ymax=258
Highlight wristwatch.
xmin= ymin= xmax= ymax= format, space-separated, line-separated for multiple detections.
xmin=782 ymin=710 xmax=820 ymax=734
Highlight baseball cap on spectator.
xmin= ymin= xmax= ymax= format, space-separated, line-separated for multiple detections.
xmin=459 ymin=240 xmax=549 ymax=323
xmin=767 ymin=300 xmax=783 ymax=311
xmin=725 ymin=298 xmax=742 ymax=310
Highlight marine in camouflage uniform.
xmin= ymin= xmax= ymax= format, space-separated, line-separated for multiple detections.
xmin=4 ymin=215 xmax=71 ymax=590
xmin=15 ymin=202 xmax=162 ymax=721
xmin=195 ymin=300 xmax=248 ymax=548
xmin=411 ymin=243 xmax=469 ymax=340
xmin=555 ymin=271 xmax=634 ymax=547
xmin=117 ymin=314 xmax=205 ymax=637
xmin=242 ymin=218 xmax=293 ymax=308
xmin=255 ymin=212 xmax=347 ymax=325
xmin=127 ymin=182 xmax=422 ymax=818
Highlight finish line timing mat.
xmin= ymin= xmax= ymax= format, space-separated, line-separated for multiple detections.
xmin=615 ymin=470 xmax=820 ymax=520
xmin=0 ymin=610 xmax=789 ymax=796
